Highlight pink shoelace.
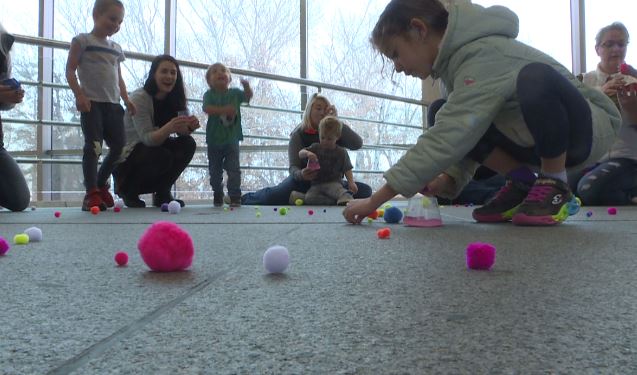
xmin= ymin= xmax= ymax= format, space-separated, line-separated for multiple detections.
xmin=524 ymin=184 xmax=554 ymax=202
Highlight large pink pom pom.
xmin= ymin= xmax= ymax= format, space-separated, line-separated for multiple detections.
xmin=466 ymin=242 xmax=496 ymax=270
xmin=138 ymin=221 xmax=194 ymax=272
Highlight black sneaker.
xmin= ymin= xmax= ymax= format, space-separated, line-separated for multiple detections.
xmin=472 ymin=180 xmax=531 ymax=222
xmin=512 ymin=176 xmax=579 ymax=226
xmin=121 ymin=193 xmax=146 ymax=208
xmin=213 ymin=192 xmax=224 ymax=207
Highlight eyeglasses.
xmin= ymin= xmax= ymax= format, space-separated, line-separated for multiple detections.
xmin=600 ymin=40 xmax=628 ymax=49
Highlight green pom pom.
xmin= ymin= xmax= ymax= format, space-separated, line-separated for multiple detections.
xmin=279 ymin=207 xmax=288 ymax=215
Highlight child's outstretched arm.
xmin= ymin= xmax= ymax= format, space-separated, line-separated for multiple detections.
xmin=240 ymin=79 xmax=253 ymax=102
xmin=343 ymin=184 xmax=396 ymax=224
xmin=118 ymin=64 xmax=136 ymax=115
xmin=65 ymin=39 xmax=91 ymax=113
xmin=344 ymin=169 xmax=358 ymax=194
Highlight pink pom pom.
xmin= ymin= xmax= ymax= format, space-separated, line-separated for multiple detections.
xmin=54 ymin=211 xmax=61 ymax=218
xmin=607 ymin=207 xmax=617 ymax=215
xmin=0 ymin=236 xmax=10 ymax=256
xmin=114 ymin=251 xmax=128 ymax=266
xmin=138 ymin=221 xmax=194 ymax=272
xmin=114 ymin=207 xmax=121 ymax=213
xmin=466 ymin=242 xmax=496 ymax=270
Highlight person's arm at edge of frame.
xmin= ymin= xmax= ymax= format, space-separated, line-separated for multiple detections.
xmin=342 ymin=183 xmax=396 ymax=224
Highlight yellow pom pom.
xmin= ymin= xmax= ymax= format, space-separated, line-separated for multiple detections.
xmin=367 ymin=217 xmax=374 ymax=223
xmin=383 ymin=203 xmax=392 ymax=209
xmin=13 ymin=233 xmax=29 ymax=245
xmin=377 ymin=209 xmax=385 ymax=217
xmin=422 ymin=196 xmax=431 ymax=208
xmin=256 ymin=212 xmax=262 ymax=218
xmin=295 ymin=198 xmax=304 ymax=206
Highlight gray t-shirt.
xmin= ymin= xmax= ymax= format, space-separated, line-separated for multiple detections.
xmin=305 ymin=142 xmax=353 ymax=184
xmin=73 ymin=33 xmax=124 ymax=104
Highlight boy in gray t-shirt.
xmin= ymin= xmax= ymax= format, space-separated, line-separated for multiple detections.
xmin=292 ymin=116 xmax=358 ymax=205
xmin=66 ymin=0 xmax=136 ymax=211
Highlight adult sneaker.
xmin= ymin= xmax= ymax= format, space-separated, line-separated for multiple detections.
xmin=512 ymin=176 xmax=576 ymax=226
xmin=472 ymin=179 xmax=532 ymax=222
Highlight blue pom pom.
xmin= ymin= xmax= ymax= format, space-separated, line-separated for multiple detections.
xmin=383 ymin=206 xmax=403 ymax=223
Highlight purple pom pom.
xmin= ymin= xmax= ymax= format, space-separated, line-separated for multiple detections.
xmin=466 ymin=242 xmax=496 ymax=270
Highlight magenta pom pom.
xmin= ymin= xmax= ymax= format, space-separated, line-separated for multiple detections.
xmin=0 ymin=236 xmax=10 ymax=255
xmin=466 ymin=242 xmax=496 ymax=270
xmin=114 ymin=251 xmax=129 ymax=266
xmin=54 ymin=211 xmax=61 ymax=218
xmin=607 ymin=207 xmax=617 ymax=215
xmin=138 ymin=221 xmax=194 ymax=272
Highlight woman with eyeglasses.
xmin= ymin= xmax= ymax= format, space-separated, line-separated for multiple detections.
xmin=576 ymin=22 xmax=637 ymax=205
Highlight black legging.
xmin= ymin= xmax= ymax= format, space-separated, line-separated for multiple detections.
xmin=465 ymin=62 xmax=592 ymax=167
xmin=114 ymin=135 xmax=196 ymax=196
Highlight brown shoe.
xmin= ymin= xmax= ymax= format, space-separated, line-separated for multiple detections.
xmin=229 ymin=196 xmax=241 ymax=208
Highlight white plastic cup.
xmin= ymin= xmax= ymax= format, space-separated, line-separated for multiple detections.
xmin=403 ymin=194 xmax=443 ymax=227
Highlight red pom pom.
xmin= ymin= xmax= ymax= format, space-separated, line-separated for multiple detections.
xmin=367 ymin=210 xmax=379 ymax=220
xmin=466 ymin=242 xmax=496 ymax=270
xmin=114 ymin=207 xmax=121 ymax=213
xmin=607 ymin=207 xmax=617 ymax=215
xmin=620 ymin=63 xmax=631 ymax=75
xmin=114 ymin=251 xmax=128 ymax=266
xmin=54 ymin=211 xmax=61 ymax=218
xmin=138 ymin=221 xmax=194 ymax=272
xmin=377 ymin=227 xmax=391 ymax=239
xmin=90 ymin=206 xmax=100 ymax=215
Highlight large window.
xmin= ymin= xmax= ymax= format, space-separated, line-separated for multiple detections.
xmin=474 ymin=0 xmax=573 ymax=69
xmin=584 ymin=0 xmax=637 ymax=73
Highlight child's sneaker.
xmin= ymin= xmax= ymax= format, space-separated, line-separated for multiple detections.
xmin=229 ymin=196 xmax=241 ymax=208
xmin=213 ymin=192 xmax=224 ymax=207
xmin=511 ymin=176 xmax=575 ymax=226
xmin=82 ymin=188 xmax=107 ymax=211
xmin=98 ymin=185 xmax=115 ymax=208
xmin=472 ymin=180 xmax=532 ymax=222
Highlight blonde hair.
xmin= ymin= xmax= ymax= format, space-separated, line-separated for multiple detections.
xmin=205 ymin=62 xmax=231 ymax=88
xmin=301 ymin=93 xmax=332 ymax=130
xmin=319 ymin=116 xmax=342 ymax=139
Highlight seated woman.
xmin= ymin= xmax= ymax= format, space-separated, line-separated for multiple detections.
xmin=242 ymin=93 xmax=372 ymax=205
xmin=114 ymin=55 xmax=200 ymax=208
xmin=576 ymin=22 xmax=637 ymax=205
xmin=0 ymin=23 xmax=30 ymax=212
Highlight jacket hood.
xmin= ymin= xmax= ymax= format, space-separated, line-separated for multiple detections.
xmin=432 ymin=3 xmax=519 ymax=78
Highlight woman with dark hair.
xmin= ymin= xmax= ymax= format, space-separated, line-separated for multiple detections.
xmin=0 ymin=22 xmax=30 ymax=211
xmin=114 ymin=55 xmax=200 ymax=208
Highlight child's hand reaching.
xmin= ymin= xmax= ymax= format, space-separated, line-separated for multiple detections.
xmin=342 ymin=198 xmax=377 ymax=224
xmin=0 ymin=85 xmax=24 ymax=104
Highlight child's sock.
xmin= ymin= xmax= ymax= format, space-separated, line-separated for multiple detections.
xmin=541 ymin=170 xmax=568 ymax=184
xmin=506 ymin=166 xmax=536 ymax=184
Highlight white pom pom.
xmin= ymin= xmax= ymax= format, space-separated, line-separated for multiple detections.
xmin=263 ymin=245 xmax=289 ymax=273
xmin=114 ymin=199 xmax=125 ymax=209
xmin=24 ymin=226 xmax=43 ymax=242
xmin=168 ymin=200 xmax=181 ymax=214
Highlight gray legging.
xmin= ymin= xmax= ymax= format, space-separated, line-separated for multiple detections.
xmin=576 ymin=158 xmax=637 ymax=205
xmin=0 ymin=146 xmax=30 ymax=211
